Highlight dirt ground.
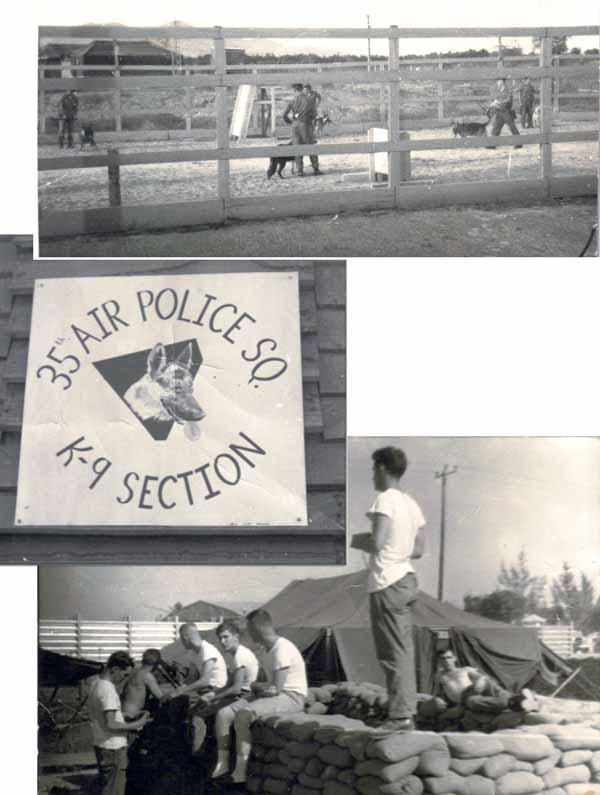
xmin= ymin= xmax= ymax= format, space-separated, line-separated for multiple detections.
xmin=39 ymin=196 xmax=597 ymax=258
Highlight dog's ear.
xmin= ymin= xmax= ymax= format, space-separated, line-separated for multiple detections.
xmin=175 ymin=341 xmax=200 ymax=370
xmin=147 ymin=343 xmax=167 ymax=379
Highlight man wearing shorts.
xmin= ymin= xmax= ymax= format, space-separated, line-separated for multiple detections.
xmin=351 ymin=446 xmax=426 ymax=731
xmin=190 ymin=619 xmax=259 ymax=754
xmin=211 ymin=608 xmax=307 ymax=783
xmin=88 ymin=651 xmax=151 ymax=795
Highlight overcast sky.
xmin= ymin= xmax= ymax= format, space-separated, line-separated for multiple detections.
xmin=39 ymin=437 xmax=600 ymax=620
xmin=35 ymin=0 xmax=598 ymax=56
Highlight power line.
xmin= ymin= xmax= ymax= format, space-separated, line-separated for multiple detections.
xmin=434 ymin=465 xmax=458 ymax=601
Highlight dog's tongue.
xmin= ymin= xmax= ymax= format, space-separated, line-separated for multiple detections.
xmin=184 ymin=422 xmax=202 ymax=441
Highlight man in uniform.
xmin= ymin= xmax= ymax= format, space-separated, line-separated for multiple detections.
xmin=519 ymin=77 xmax=536 ymax=129
xmin=59 ymin=89 xmax=79 ymax=149
xmin=282 ymin=83 xmax=322 ymax=177
xmin=486 ymin=78 xmax=523 ymax=149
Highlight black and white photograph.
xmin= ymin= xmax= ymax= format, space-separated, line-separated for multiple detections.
xmin=35 ymin=1 xmax=598 ymax=258
xmin=35 ymin=436 xmax=600 ymax=794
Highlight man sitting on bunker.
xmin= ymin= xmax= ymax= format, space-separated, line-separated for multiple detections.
xmin=421 ymin=649 xmax=538 ymax=716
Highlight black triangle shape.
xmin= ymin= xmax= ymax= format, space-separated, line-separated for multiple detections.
xmin=93 ymin=338 xmax=203 ymax=441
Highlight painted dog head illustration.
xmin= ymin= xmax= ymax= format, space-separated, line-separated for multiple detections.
xmin=124 ymin=342 xmax=206 ymax=433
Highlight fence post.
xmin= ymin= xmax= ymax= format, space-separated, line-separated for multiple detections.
xmin=113 ymin=40 xmax=122 ymax=135
xmin=75 ymin=614 xmax=82 ymax=658
xmin=539 ymin=35 xmax=553 ymax=196
xmin=185 ymin=69 xmax=192 ymax=132
xmin=107 ymin=148 xmax=122 ymax=206
xmin=437 ymin=61 xmax=444 ymax=121
xmin=39 ymin=80 xmax=47 ymax=135
xmin=270 ymin=87 xmax=277 ymax=136
xmin=126 ymin=615 xmax=133 ymax=657
xmin=213 ymin=28 xmax=230 ymax=210
xmin=553 ymin=55 xmax=560 ymax=113
xmin=387 ymin=26 xmax=403 ymax=192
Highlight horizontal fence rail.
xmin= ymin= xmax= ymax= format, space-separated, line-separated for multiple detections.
xmin=37 ymin=25 xmax=599 ymax=237
xmin=39 ymin=618 xmax=220 ymax=663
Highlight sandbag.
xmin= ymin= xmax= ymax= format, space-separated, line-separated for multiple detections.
xmin=312 ymin=687 xmax=335 ymax=704
xmin=445 ymin=734 xmax=505 ymax=759
xmin=323 ymin=766 xmax=340 ymax=781
xmin=511 ymin=760 xmax=534 ymax=773
xmin=290 ymin=757 xmax=308 ymax=774
xmin=265 ymin=749 xmax=280 ymax=763
xmin=415 ymin=748 xmax=451 ymax=777
xmin=263 ymin=763 xmax=296 ymax=781
xmin=264 ymin=777 xmax=290 ymax=795
xmin=590 ymin=751 xmax=600 ymax=773
xmin=367 ymin=732 xmax=445 ymax=763
xmin=559 ymin=751 xmax=593 ymax=767
xmin=551 ymin=727 xmax=600 ymax=751
xmin=307 ymin=703 xmax=329 ymax=716
xmin=357 ymin=777 xmax=395 ymax=795
xmin=263 ymin=727 xmax=289 ymax=749
xmin=305 ymin=758 xmax=325 ymax=778
xmin=463 ymin=776 xmax=496 ymax=795
xmin=543 ymin=788 xmax=567 ymax=795
xmin=543 ymin=766 xmax=591 ymax=788
xmin=317 ymin=744 xmax=353 ymax=768
xmin=495 ymin=733 xmax=555 ymax=762
xmin=495 ymin=771 xmax=545 ymax=795
xmin=374 ymin=779 xmax=425 ymax=795
xmin=288 ymin=741 xmax=321 ymax=759
xmin=323 ymin=782 xmax=357 ymax=795
xmin=451 ymin=758 xmax=487 ymax=776
xmin=246 ymin=777 xmax=263 ymax=794
xmin=336 ymin=730 xmax=378 ymax=749
xmin=355 ymin=755 xmax=420 ymax=782
xmin=298 ymin=772 xmax=326 ymax=790
xmin=533 ymin=749 xmax=561 ymax=776
xmin=337 ymin=770 xmax=357 ymax=787
xmin=316 ymin=728 xmax=347 ymax=745
xmin=424 ymin=770 xmax=467 ymax=794
xmin=292 ymin=786 xmax=321 ymax=795
xmin=480 ymin=754 xmax=517 ymax=779
xmin=564 ymin=786 xmax=600 ymax=795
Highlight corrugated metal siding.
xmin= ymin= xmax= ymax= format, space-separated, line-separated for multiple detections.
xmin=0 ymin=240 xmax=346 ymax=564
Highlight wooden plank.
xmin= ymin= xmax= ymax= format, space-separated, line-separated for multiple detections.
xmin=303 ymin=381 xmax=323 ymax=435
xmin=0 ymin=332 xmax=11 ymax=359
xmin=214 ymin=32 xmax=230 ymax=202
xmin=0 ymin=529 xmax=346 ymax=565
xmin=0 ymin=434 xmax=19 ymax=490
xmin=300 ymin=290 xmax=318 ymax=334
xmin=9 ymin=295 xmax=32 ymax=338
xmin=0 ymin=279 xmax=12 ymax=317
xmin=4 ymin=340 xmax=28 ymax=384
xmin=318 ymin=309 xmax=346 ymax=352
xmin=39 ymin=752 xmax=97 ymax=771
xmin=320 ymin=397 xmax=346 ymax=442
xmin=305 ymin=438 xmax=346 ymax=489
xmin=0 ymin=395 xmax=23 ymax=432
xmin=315 ymin=263 xmax=346 ymax=308
xmin=550 ymin=174 xmax=598 ymax=198
xmin=319 ymin=352 xmax=346 ymax=396
xmin=38 ymin=25 xmax=598 ymax=40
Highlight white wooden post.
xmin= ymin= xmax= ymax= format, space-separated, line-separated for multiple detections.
xmin=270 ymin=87 xmax=277 ymax=136
xmin=540 ymin=35 xmax=553 ymax=194
xmin=437 ymin=61 xmax=444 ymax=121
xmin=39 ymin=82 xmax=47 ymax=135
xmin=213 ymin=29 xmax=230 ymax=203
xmin=388 ymin=26 xmax=402 ymax=189
xmin=126 ymin=615 xmax=133 ymax=657
xmin=107 ymin=149 xmax=122 ymax=206
xmin=113 ymin=40 xmax=122 ymax=134
xmin=185 ymin=69 xmax=192 ymax=131
xmin=553 ymin=55 xmax=560 ymax=113
xmin=76 ymin=614 xmax=82 ymax=658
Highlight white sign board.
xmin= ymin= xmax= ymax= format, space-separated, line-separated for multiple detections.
xmin=16 ymin=273 xmax=307 ymax=527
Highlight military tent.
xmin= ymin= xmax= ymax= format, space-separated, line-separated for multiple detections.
xmin=260 ymin=569 xmax=570 ymax=693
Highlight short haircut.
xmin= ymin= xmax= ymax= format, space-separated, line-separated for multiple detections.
xmin=216 ymin=619 xmax=241 ymax=637
xmin=303 ymin=84 xmax=312 ymax=89
xmin=437 ymin=648 xmax=454 ymax=658
xmin=372 ymin=447 xmax=408 ymax=478
xmin=106 ymin=651 xmax=134 ymax=670
xmin=142 ymin=648 xmax=162 ymax=667
xmin=179 ymin=622 xmax=197 ymax=635
xmin=246 ymin=608 xmax=273 ymax=630
xmin=292 ymin=83 xmax=303 ymax=91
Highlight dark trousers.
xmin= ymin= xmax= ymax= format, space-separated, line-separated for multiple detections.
xmin=94 ymin=745 xmax=128 ymax=795
xmin=369 ymin=572 xmax=418 ymax=719
xmin=291 ymin=121 xmax=319 ymax=173
xmin=463 ymin=682 xmax=511 ymax=714
xmin=521 ymin=104 xmax=534 ymax=129
xmin=491 ymin=109 xmax=520 ymax=137
xmin=59 ymin=116 xmax=76 ymax=148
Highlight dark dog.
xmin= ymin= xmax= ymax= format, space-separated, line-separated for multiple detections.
xmin=79 ymin=125 xmax=97 ymax=150
xmin=267 ymin=142 xmax=296 ymax=179
xmin=452 ymin=108 xmax=492 ymax=138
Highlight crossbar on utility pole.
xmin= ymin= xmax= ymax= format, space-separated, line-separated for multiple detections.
xmin=434 ymin=464 xmax=458 ymax=601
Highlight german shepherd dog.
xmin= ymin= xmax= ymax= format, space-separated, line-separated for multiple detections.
xmin=313 ymin=113 xmax=332 ymax=136
xmin=267 ymin=142 xmax=296 ymax=179
xmin=451 ymin=107 xmax=492 ymax=138
xmin=124 ymin=342 xmax=206 ymax=440
xmin=79 ymin=125 xmax=97 ymax=150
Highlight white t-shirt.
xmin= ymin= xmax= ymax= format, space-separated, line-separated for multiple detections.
xmin=160 ymin=638 xmax=227 ymax=687
xmin=366 ymin=488 xmax=426 ymax=593
xmin=88 ymin=677 xmax=127 ymax=750
xmin=227 ymin=643 xmax=259 ymax=691
xmin=262 ymin=637 xmax=308 ymax=697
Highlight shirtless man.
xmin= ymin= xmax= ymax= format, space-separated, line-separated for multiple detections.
xmin=426 ymin=649 xmax=537 ymax=715
xmin=122 ymin=649 xmax=166 ymax=719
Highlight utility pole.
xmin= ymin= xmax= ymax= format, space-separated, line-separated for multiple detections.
xmin=367 ymin=15 xmax=371 ymax=72
xmin=434 ymin=464 xmax=458 ymax=601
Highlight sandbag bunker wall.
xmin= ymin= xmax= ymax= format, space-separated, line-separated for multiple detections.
xmin=244 ymin=707 xmax=600 ymax=795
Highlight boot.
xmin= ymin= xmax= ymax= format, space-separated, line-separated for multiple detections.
xmin=231 ymin=740 xmax=251 ymax=783
xmin=211 ymin=737 xmax=230 ymax=778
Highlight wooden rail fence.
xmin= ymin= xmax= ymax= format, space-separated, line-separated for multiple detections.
xmin=37 ymin=25 xmax=599 ymax=237
xmin=39 ymin=618 xmax=219 ymax=663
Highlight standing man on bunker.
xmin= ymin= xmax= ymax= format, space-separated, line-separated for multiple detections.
xmin=351 ymin=446 xmax=426 ymax=731
xmin=519 ymin=77 xmax=536 ymax=129
xmin=59 ymin=89 xmax=79 ymax=149
xmin=282 ymin=83 xmax=322 ymax=177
